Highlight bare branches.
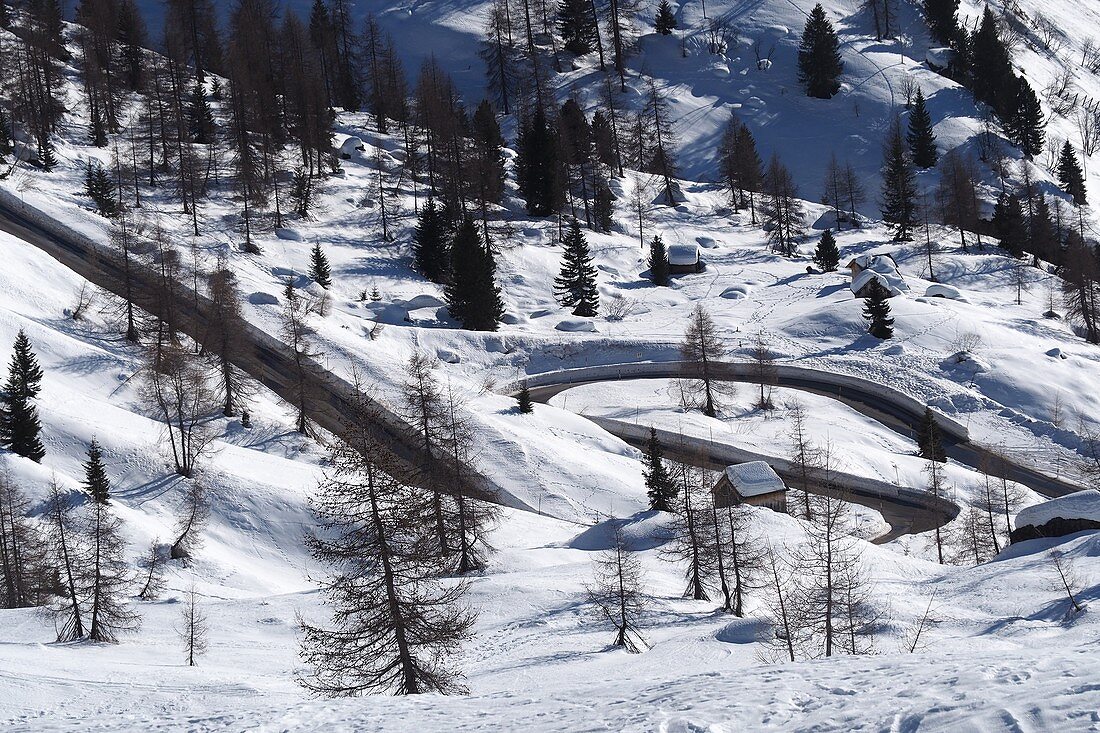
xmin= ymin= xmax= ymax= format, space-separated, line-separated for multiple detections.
xmin=1049 ymin=549 xmax=1085 ymax=615
xmin=177 ymin=584 xmax=209 ymax=666
xmin=586 ymin=525 xmax=647 ymax=653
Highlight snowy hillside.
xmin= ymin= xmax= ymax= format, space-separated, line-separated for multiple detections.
xmin=1 ymin=0 xmax=1100 ymax=728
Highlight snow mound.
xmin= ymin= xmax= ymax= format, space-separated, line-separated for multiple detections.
xmin=1017 ymin=490 xmax=1100 ymax=529
xmin=248 ymin=292 xmax=279 ymax=306
xmin=924 ymin=284 xmax=965 ymax=301
xmin=555 ymin=318 xmax=597 ymax=333
xmin=274 ymin=227 xmax=304 ymax=241
xmin=567 ymin=512 xmax=673 ymax=551
xmin=337 ymin=135 xmax=364 ymax=158
xmin=940 ymin=351 xmax=990 ymax=375
xmin=721 ymin=285 xmax=751 ymax=299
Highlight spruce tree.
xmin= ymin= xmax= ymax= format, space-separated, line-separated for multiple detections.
xmin=0 ymin=108 xmax=12 ymax=157
xmin=1008 ymin=77 xmax=1044 ymax=159
xmin=648 ymin=235 xmax=670 ymax=286
xmin=594 ymin=182 xmax=615 ymax=233
xmin=643 ymin=427 xmax=676 ymax=512
xmin=517 ymin=382 xmax=534 ymax=414
xmin=414 ymin=199 xmax=450 ymax=284
xmin=907 ymin=88 xmax=938 ymax=169
xmin=309 ymin=243 xmax=332 ymax=289
xmin=0 ymin=330 xmax=45 ymax=463
xmin=1058 ymin=142 xmax=1087 ymax=206
xmin=992 ymin=194 xmax=1026 ymax=258
xmin=83 ymin=440 xmax=111 ymax=504
xmin=862 ymin=278 xmax=894 ymax=339
xmin=813 ymin=229 xmax=840 ymax=272
xmin=923 ymin=0 xmax=959 ymax=45
xmin=84 ymin=162 xmax=119 ymax=218
xmin=917 ymin=406 xmax=946 ymax=462
xmin=188 ymin=84 xmax=215 ymax=144
xmin=970 ymin=7 xmax=1014 ymax=116
xmin=654 ymin=0 xmax=676 ymax=35
xmin=446 ymin=218 xmax=505 ymax=331
xmin=516 ymin=110 xmax=562 ymax=217
xmin=559 ymin=0 xmax=597 ymax=55
xmin=880 ymin=120 xmax=918 ymax=241
xmin=797 ymin=4 xmax=844 ymax=99
xmin=554 ymin=220 xmax=600 ymax=317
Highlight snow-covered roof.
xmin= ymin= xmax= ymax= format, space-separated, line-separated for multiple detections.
xmin=1017 ymin=489 xmax=1100 ymax=529
xmin=722 ymin=461 xmax=786 ymax=497
xmin=849 ymin=254 xmax=908 ymax=297
xmin=926 ymin=47 xmax=956 ymax=69
xmin=668 ymin=243 xmax=700 ymax=266
xmin=924 ymin=284 xmax=963 ymax=300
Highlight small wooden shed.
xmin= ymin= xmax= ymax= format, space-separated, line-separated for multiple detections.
xmin=668 ymin=243 xmax=703 ymax=274
xmin=713 ymin=461 xmax=788 ymax=513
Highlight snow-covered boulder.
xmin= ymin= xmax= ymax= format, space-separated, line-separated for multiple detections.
xmin=721 ymin=285 xmax=751 ymax=299
xmin=337 ymin=135 xmax=365 ymax=159
xmin=940 ymin=350 xmax=990 ymax=375
xmin=1012 ymin=490 xmax=1100 ymax=543
xmin=248 ymin=292 xmax=279 ymax=306
xmin=402 ymin=294 xmax=446 ymax=311
xmin=924 ymin=284 xmax=965 ymax=301
xmin=555 ymin=318 xmax=597 ymax=333
xmin=1046 ymin=347 xmax=1068 ymax=359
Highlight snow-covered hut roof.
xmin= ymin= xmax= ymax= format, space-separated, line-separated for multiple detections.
xmin=926 ymin=47 xmax=957 ymax=70
xmin=849 ymin=254 xmax=908 ymax=297
xmin=722 ymin=461 xmax=786 ymax=497
xmin=1017 ymin=490 xmax=1100 ymax=529
xmin=668 ymin=243 xmax=700 ymax=266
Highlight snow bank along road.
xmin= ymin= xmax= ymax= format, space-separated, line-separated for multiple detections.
xmin=520 ymin=362 xmax=1087 ymax=532
xmin=0 ymin=194 xmax=525 ymax=514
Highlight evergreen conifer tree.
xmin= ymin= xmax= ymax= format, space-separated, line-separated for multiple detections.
xmin=516 ymin=110 xmax=562 ymax=216
xmin=648 ymin=235 xmax=670 ymax=286
xmin=1058 ymin=142 xmax=1087 ymax=206
xmin=813 ymin=229 xmax=840 ymax=271
xmin=594 ymin=182 xmax=615 ymax=233
xmin=554 ymin=220 xmax=600 ymax=317
xmin=1008 ymin=77 xmax=1044 ymax=159
xmin=559 ymin=0 xmax=597 ymax=55
xmin=39 ymin=138 xmax=57 ymax=171
xmin=446 ymin=219 xmax=505 ymax=331
xmin=917 ymin=406 xmax=947 ymax=462
xmin=880 ymin=120 xmax=918 ymax=241
xmin=0 ymin=109 xmax=12 ymax=157
xmin=83 ymin=440 xmax=111 ymax=504
xmin=309 ymin=243 xmax=332 ymax=289
xmin=517 ymin=382 xmax=534 ymax=414
xmin=797 ymin=4 xmax=844 ymax=99
xmin=923 ymin=0 xmax=959 ymax=45
xmin=643 ymin=427 xmax=676 ymax=512
xmin=992 ymin=194 xmax=1026 ymax=258
xmin=310 ymin=239 xmax=330 ymax=286
xmin=84 ymin=162 xmax=119 ymax=218
xmin=971 ymin=7 xmax=1014 ymax=116
xmin=862 ymin=278 xmax=894 ymax=339
xmin=907 ymin=88 xmax=938 ymax=169
xmin=654 ymin=0 xmax=676 ymax=35
xmin=0 ymin=330 xmax=45 ymax=462
xmin=414 ymin=200 xmax=451 ymax=283
xmin=188 ymin=84 xmax=215 ymax=144
xmin=1030 ymin=194 xmax=1058 ymax=265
